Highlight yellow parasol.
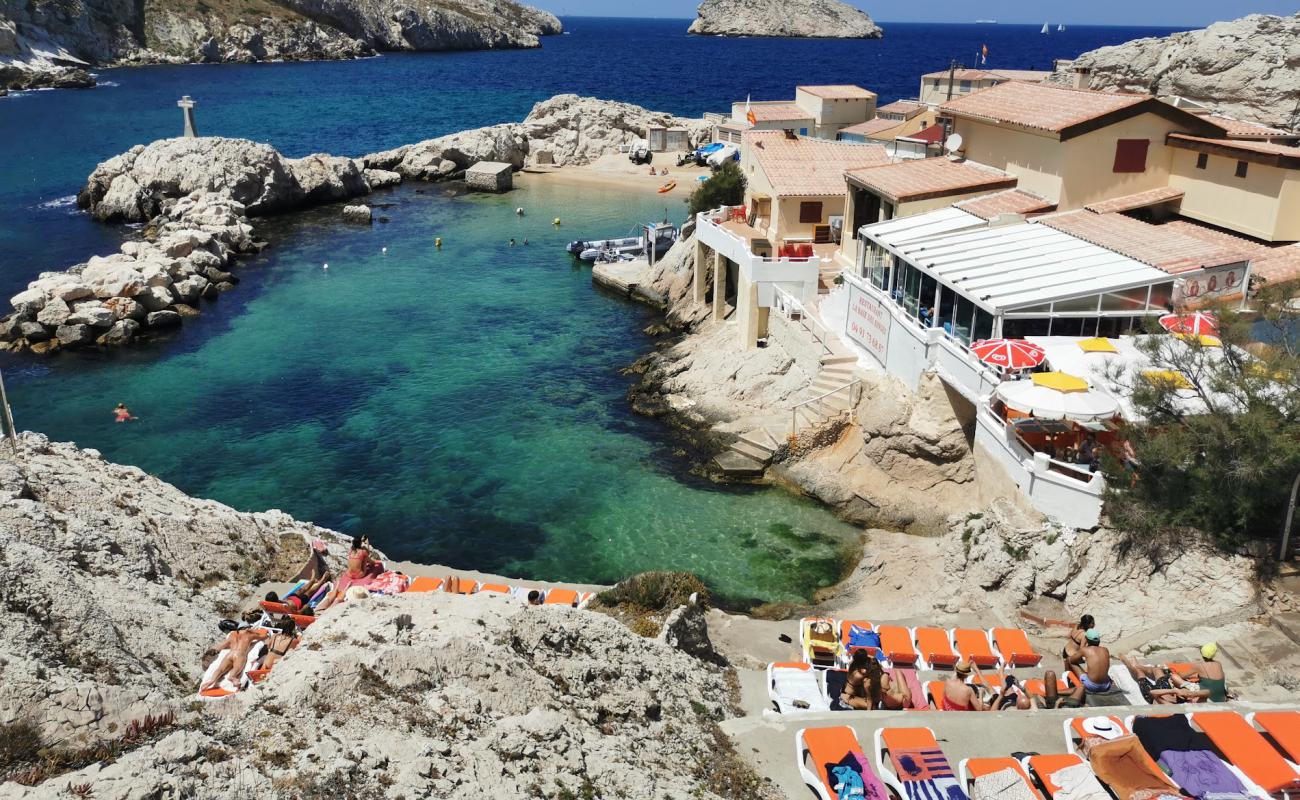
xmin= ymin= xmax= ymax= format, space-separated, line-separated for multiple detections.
xmin=1078 ymin=337 xmax=1118 ymax=353
xmin=1031 ymin=372 xmax=1090 ymax=393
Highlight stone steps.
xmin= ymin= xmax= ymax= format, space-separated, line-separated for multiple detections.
xmin=713 ymin=449 xmax=766 ymax=478
xmin=728 ymin=438 xmax=772 ymax=463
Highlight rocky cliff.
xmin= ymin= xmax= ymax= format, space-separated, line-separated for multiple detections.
xmin=688 ymin=0 xmax=883 ymax=38
xmin=0 ymin=434 xmax=759 ymax=798
xmin=1059 ymin=13 xmax=1300 ymax=132
xmin=0 ymin=0 xmax=561 ymax=92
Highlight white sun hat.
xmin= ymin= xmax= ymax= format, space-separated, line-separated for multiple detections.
xmin=1082 ymin=716 xmax=1123 ymax=740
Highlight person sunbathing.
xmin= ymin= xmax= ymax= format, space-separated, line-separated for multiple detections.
xmin=988 ymin=668 xmax=1032 ymax=710
xmin=1062 ymin=614 xmax=1095 ymax=662
xmin=201 ymin=614 xmax=263 ymax=691
xmin=265 ymin=570 xmax=332 ymax=616
xmin=834 ymin=650 xmax=882 ymax=710
xmin=261 ymin=618 xmax=298 ymax=670
xmin=1039 ymin=669 xmax=1087 ymax=709
xmin=879 ymin=664 xmax=913 ymax=710
xmin=942 ymin=661 xmax=987 ymax=711
xmin=315 ymin=536 xmax=381 ymax=610
xmin=1187 ymin=643 xmax=1231 ymax=702
xmin=1066 ymin=629 xmax=1114 ymax=696
xmin=1121 ymin=657 xmax=1189 ymax=705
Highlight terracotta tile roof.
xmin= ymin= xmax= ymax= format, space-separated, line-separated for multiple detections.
xmin=955 ymin=188 xmax=1056 ymax=220
xmin=922 ymin=68 xmax=1050 ymax=82
xmin=876 ymin=100 xmax=925 ymax=119
xmin=797 ymin=85 xmax=876 ymax=100
xmin=747 ymin=103 xmax=814 ymax=122
xmin=1083 ymin=187 xmax=1185 ymax=215
xmin=839 ymin=118 xmax=900 ymax=137
xmin=1160 ymin=221 xmax=1300 ymax=286
xmin=748 ymin=132 xmax=892 ymax=196
xmin=899 ymin=125 xmax=944 ymax=143
xmin=845 ymin=157 xmax=1017 ymax=203
xmin=1167 ymin=133 xmax=1300 ymax=166
xmin=940 ymin=81 xmax=1151 ymax=135
xmin=1203 ymin=114 xmax=1294 ymax=139
xmin=1038 ymin=210 xmax=1252 ymax=275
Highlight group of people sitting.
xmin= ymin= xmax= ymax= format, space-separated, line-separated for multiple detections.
xmin=829 ymin=613 xmax=1231 ymax=712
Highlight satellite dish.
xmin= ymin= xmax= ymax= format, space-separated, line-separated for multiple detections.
xmin=944 ymin=133 xmax=964 ymax=153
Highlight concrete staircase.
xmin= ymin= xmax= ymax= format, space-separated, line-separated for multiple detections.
xmin=713 ymin=427 xmax=783 ymax=478
xmin=790 ymin=352 xmax=860 ymax=433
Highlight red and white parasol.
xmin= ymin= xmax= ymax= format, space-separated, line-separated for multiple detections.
xmin=971 ymin=339 xmax=1047 ymax=370
xmin=1159 ymin=312 xmax=1219 ymax=337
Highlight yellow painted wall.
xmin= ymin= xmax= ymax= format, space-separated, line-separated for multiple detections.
xmin=1169 ymin=149 xmax=1300 ymax=242
xmin=774 ymin=196 xmax=845 ymax=242
xmin=955 ymin=111 xmax=1182 ymax=209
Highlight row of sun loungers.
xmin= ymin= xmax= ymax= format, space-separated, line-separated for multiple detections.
xmin=802 ymin=618 xmax=1044 ymax=670
xmin=798 ymin=711 xmax=1300 ymax=800
xmin=769 ymin=662 xmax=1081 ymax=714
xmin=405 ymin=577 xmax=594 ymax=607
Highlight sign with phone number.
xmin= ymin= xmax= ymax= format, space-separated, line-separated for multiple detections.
xmin=846 ymin=284 xmax=890 ymax=367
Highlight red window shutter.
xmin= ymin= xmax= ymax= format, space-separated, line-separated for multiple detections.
xmin=1113 ymin=139 xmax=1149 ymax=173
xmin=799 ymin=201 xmax=823 ymax=223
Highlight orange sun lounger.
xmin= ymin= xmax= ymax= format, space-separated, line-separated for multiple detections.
xmin=796 ymin=726 xmax=883 ymax=800
xmin=878 ymin=625 xmax=919 ymax=666
xmin=544 ymin=588 xmax=579 ymax=606
xmin=1025 ymin=754 xmax=1087 ymax=798
xmin=960 ymin=757 xmax=1044 ymax=800
xmin=1024 ymin=677 xmax=1072 ymax=698
xmin=839 ymin=620 xmax=879 ymax=661
xmin=952 ymin=628 xmax=999 ymax=667
xmin=992 ymin=628 xmax=1043 ymax=667
xmin=1251 ymin=711 xmax=1300 ymax=762
xmin=478 ymin=582 xmax=511 ymax=594
xmin=406 ymin=576 xmax=444 ymax=593
xmin=914 ymin=627 xmax=959 ymax=668
xmin=874 ymin=727 xmax=964 ymax=799
xmin=1193 ymin=711 xmax=1300 ymax=794
xmin=1066 ymin=715 xmax=1130 ymax=754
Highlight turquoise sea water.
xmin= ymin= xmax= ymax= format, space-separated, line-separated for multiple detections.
xmin=3 ymin=180 xmax=861 ymax=604
xmin=0 ymin=19 xmax=1185 ymax=603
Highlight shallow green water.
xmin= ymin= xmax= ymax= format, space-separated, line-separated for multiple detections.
xmin=2 ymin=180 xmax=862 ymax=604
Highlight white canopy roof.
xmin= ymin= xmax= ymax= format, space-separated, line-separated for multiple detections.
xmin=862 ymin=209 xmax=1174 ymax=314
xmin=994 ymin=378 xmax=1121 ymax=422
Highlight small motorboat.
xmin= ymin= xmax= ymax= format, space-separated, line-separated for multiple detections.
xmin=658 ymin=180 xmax=677 ymax=194
xmin=570 ymin=235 xmax=643 ymax=262
xmin=693 ymin=142 xmax=726 ymax=166
xmin=566 ymin=222 xmax=680 ymax=263
xmin=706 ymin=143 xmax=739 ymax=168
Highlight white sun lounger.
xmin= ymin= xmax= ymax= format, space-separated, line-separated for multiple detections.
xmin=768 ymin=662 xmax=830 ymax=714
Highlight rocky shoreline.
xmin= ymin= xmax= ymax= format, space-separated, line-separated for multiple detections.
xmin=0 ymin=94 xmax=708 ymax=353
xmin=0 ymin=0 xmax=562 ymax=95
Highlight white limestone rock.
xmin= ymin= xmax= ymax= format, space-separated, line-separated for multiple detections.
xmin=688 ymin=0 xmax=884 ymax=38
xmin=1060 ymin=13 xmax=1300 ymax=132
xmin=341 ymin=203 xmax=373 ymax=224
xmin=363 ymin=167 xmax=402 ymax=189
xmin=522 ymin=94 xmax=711 ymax=167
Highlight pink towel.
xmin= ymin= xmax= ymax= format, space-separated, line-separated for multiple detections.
xmin=891 ymin=667 xmax=929 ymax=710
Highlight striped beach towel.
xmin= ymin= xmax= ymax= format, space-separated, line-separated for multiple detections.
xmin=890 ymin=748 xmax=969 ymax=800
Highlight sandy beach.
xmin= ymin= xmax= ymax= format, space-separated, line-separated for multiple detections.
xmin=517 ymin=152 xmax=714 ymax=198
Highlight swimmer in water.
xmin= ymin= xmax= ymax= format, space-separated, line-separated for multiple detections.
xmin=113 ymin=403 xmax=137 ymax=423
xmin=509 ymin=238 xmax=516 ymax=247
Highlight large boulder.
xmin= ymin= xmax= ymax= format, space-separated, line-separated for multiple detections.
xmin=286 ymin=154 xmax=369 ymax=204
xmin=388 ymin=124 xmax=529 ymax=180
xmin=341 ymin=204 xmax=372 ymax=224
xmin=136 ymin=284 xmax=177 ymax=313
xmin=79 ymin=137 xmax=305 ymax=221
xmin=364 ymin=168 xmax=402 ymax=189
xmin=54 ymin=323 xmax=96 ymax=346
xmin=522 ymin=95 xmax=711 ymax=167
xmin=1059 ymin=13 xmax=1300 ymax=132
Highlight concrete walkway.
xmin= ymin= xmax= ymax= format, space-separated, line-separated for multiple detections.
xmin=591 ymin=257 xmax=667 ymax=308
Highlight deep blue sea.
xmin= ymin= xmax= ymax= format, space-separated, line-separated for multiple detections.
xmin=0 ymin=18 xmax=1185 ymax=603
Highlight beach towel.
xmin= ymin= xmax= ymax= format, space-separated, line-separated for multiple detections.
xmin=1051 ymin=763 xmax=1111 ymax=800
xmin=1158 ymin=751 xmax=1248 ymax=800
xmin=770 ymin=666 xmax=829 ymax=713
xmin=369 ymin=571 xmax=409 ymax=595
xmin=1087 ymin=736 xmax=1187 ymax=800
xmin=847 ymin=625 xmax=885 ymax=659
xmin=890 ymin=667 xmax=929 ymax=710
xmin=890 ymin=748 xmax=969 ymax=800
xmin=824 ymin=752 xmax=890 ymax=800
xmin=1109 ymin=665 xmax=1147 ymax=706
xmin=1133 ymin=715 xmax=1199 ymax=761
xmin=973 ymin=767 xmax=1039 ymax=800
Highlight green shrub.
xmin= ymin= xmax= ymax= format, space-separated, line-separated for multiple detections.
xmin=595 ymin=571 xmax=710 ymax=612
xmin=687 ymin=161 xmax=746 ymax=216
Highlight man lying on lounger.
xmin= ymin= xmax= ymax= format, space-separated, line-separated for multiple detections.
xmin=1037 ymin=669 xmax=1087 ymax=709
xmin=200 ymin=611 xmax=264 ymax=691
xmin=265 ymin=569 xmax=332 ymax=616
xmin=1065 ymin=629 xmax=1114 ymax=696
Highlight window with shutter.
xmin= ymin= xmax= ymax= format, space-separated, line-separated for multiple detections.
xmin=799 ymin=201 xmax=823 ymax=223
xmin=1196 ymin=153 xmax=1208 ymax=170
xmin=1112 ymin=139 xmax=1149 ymax=173
xmin=1235 ymin=160 xmax=1248 ymax=178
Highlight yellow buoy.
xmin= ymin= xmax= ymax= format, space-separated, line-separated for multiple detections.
xmin=552 ymin=217 xmax=561 ymax=226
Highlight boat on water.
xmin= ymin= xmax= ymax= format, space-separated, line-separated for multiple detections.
xmin=1041 ymin=22 xmax=1050 ymax=33
xmin=975 ymin=19 xmax=997 ymax=23
xmin=566 ymin=222 xmax=680 ymax=263
xmin=658 ymin=180 xmax=677 ymax=194
xmin=1057 ymin=23 xmax=1065 ymax=31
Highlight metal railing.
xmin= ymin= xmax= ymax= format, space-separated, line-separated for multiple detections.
xmin=790 ymin=379 xmax=861 ymax=436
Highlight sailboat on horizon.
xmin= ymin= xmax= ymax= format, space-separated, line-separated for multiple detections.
xmin=1041 ymin=22 xmax=1049 ymax=34
xmin=1058 ymin=23 xmax=1066 ymax=31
